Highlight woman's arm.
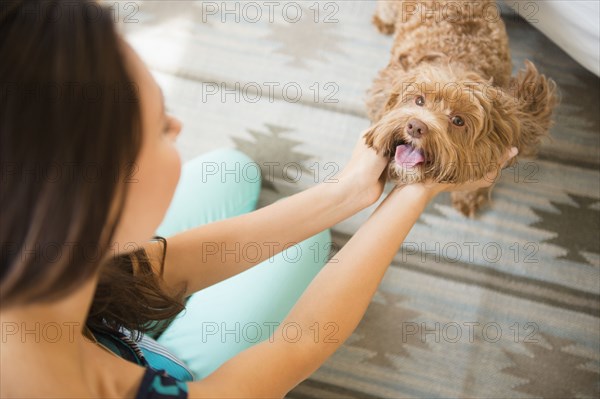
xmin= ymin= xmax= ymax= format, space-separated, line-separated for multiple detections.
xmin=145 ymin=133 xmax=390 ymax=297
xmin=185 ymin=183 xmax=440 ymax=398
xmin=185 ymin=148 xmax=518 ymax=398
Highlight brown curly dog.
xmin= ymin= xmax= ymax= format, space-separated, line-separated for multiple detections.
xmin=364 ymin=0 xmax=558 ymax=217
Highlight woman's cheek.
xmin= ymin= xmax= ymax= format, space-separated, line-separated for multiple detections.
xmin=133 ymin=141 xmax=181 ymax=242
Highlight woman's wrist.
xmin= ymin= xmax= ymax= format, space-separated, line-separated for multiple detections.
xmin=388 ymin=181 xmax=443 ymax=203
xmin=420 ymin=181 xmax=450 ymax=198
xmin=332 ymin=175 xmax=443 ymax=211
xmin=333 ymin=173 xmax=375 ymax=212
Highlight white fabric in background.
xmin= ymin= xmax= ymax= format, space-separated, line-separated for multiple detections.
xmin=506 ymin=0 xmax=600 ymax=76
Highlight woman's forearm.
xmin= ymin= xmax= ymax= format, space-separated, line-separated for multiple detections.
xmin=188 ymin=184 xmax=437 ymax=399
xmin=236 ymin=177 xmax=366 ymax=253
xmin=159 ymin=178 xmax=369 ymax=295
xmin=272 ymin=184 xmax=437 ymax=381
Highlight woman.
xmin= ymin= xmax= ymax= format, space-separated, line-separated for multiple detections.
xmin=0 ymin=1 xmax=517 ymax=397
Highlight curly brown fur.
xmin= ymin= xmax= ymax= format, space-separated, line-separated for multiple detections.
xmin=365 ymin=0 xmax=558 ymax=217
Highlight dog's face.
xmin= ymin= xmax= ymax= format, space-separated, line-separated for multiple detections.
xmin=364 ymin=64 xmax=521 ymax=185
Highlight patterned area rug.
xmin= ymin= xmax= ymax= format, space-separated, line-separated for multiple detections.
xmin=120 ymin=1 xmax=600 ymax=397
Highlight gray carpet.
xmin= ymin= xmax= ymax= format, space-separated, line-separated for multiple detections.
xmin=121 ymin=1 xmax=600 ymax=397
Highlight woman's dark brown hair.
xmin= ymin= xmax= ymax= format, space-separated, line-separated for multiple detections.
xmin=0 ymin=0 xmax=185 ymax=339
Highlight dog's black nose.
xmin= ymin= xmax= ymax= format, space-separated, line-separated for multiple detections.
xmin=406 ymin=119 xmax=428 ymax=138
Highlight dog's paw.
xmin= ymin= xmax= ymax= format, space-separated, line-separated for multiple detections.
xmin=451 ymin=189 xmax=491 ymax=218
xmin=372 ymin=15 xmax=395 ymax=35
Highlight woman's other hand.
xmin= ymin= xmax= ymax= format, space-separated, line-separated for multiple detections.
xmin=423 ymin=146 xmax=520 ymax=196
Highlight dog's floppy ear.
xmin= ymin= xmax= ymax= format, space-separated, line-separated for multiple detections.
xmin=364 ymin=61 xmax=412 ymax=154
xmin=466 ymin=75 xmax=522 ymax=168
xmin=472 ymin=61 xmax=557 ymax=165
xmin=366 ymin=61 xmax=409 ymax=122
xmin=508 ymin=60 xmax=559 ymax=157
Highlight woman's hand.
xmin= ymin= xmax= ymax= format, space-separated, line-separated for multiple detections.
xmin=336 ymin=129 xmax=390 ymax=207
xmin=422 ymin=147 xmax=520 ymax=196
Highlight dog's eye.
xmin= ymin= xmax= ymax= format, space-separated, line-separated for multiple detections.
xmin=451 ymin=116 xmax=465 ymax=126
xmin=415 ymin=96 xmax=425 ymax=106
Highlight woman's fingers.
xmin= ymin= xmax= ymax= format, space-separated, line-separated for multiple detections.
xmin=483 ymin=146 xmax=519 ymax=184
xmin=434 ymin=146 xmax=520 ymax=193
xmin=337 ymin=129 xmax=392 ymax=206
xmin=502 ymin=147 xmax=519 ymax=168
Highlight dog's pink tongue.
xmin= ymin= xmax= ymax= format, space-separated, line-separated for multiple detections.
xmin=395 ymin=144 xmax=425 ymax=167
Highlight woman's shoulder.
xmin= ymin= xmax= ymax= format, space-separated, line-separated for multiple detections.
xmin=135 ymin=367 xmax=189 ymax=399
